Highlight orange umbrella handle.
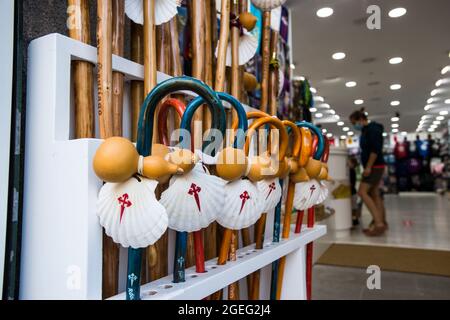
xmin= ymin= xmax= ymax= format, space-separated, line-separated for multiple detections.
xmin=298 ymin=128 xmax=312 ymax=167
xmin=281 ymin=120 xmax=301 ymax=158
xmin=157 ymin=98 xmax=186 ymax=146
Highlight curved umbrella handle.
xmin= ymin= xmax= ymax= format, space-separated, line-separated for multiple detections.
xmin=282 ymin=120 xmax=301 ymax=158
xmin=244 ymin=117 xmax=289 ymax=161
xmin=298 ymin=128 xmax=312 ymax=168
xmin=322 ymin=135 xmax=330 ymax=163
xmin=137 ymin=76 xmax=224 ymax=156
xmin=295 ymin=121 xmax=325 ymax=160
xmin=157 ymin=98 xmax=186 ymax=146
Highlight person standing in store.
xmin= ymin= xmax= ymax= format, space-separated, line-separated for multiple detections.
xmin=349 ymin=109 xmax=387 ymax=236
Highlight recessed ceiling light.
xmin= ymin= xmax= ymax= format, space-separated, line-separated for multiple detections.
xmin=445 ymin=99 xmax=450 ymax=104
xmin=436 ymin=79 xmax=444 ymax=87
xmin=401 ymin=131 xmax=408 ymax=136
xmin=421 ymin=115 xmax=432 ymax=119
xmin=433 ymin=121 xmax=441 ymax=125
xmin=315 ymin=96 xmax=324 ymax=102
xmin=391 ymin=123 xmax=399 ymax=128
xmin=326 ymin=133 xmax=333 ymax=138
xmin=322 ymin=128 xmax=327 ymax=133
xmin=348 ymin=131 xmax=354 ymax=136
xmin=343 ymin=127 xmax=349 ymax=132
xmin=441 ymin=66 xmax=450 ymax=75
xmin=316 ymin=7 xmax=334 ymax=18
xmin=345 ymin=81 xmax=357 ymax=88
xmin=439 ymin=111 xmax=448 ymax=115
xmin=310 ymin=87 xmax=317 ymax=93
xmin=392 ymin=129 xmax=399 ymax=133
xmin=383 ymin=132 xmax=388 ymax=137
xmin=340 ymin=135 xmax=347 ymax=140
xmin=389 ymin=57 xmax=403 ymax=64
xmin=315 ymin=113 xmax=323 ymax=118
xmin=334 ymin=115 xmax=340 ymax=120
xmin=332 ymin=52 xmax=346 ymax=60
xmin=391 ymin=117 xmax=400 ymax=122
xmin=310 ymin=107 xmax=317 ymax=112
xmin=389 ymin=8 xmax=407 ymax=18
xmin=354 ymin=99 xmax=364 ymax=105
xmin=390 ymin=84 xmax=402 ymax=90
xmin=428 ymin=128 xmax=435 ymax=132
xmin=431 ymin=89 xmax=438 ymax=96
xmin=424 ymin=105 xmax=431 ymax=111
xmin=337 ymin=121 xmax=344 ymax=126
xmin=427 ymin=98 xmax=436 ymax=104
xmin=436 ymin=116 xmax=445 ymax=121
xmin=290 ymin=64 xmax=296 ymax=70
xmin=390 ymin=101 xmax=400 ymax=106
xmin=328 ymin=109 xmax=336 ymax=115
xmin=321 ymin=103 xmax=331 ymax=109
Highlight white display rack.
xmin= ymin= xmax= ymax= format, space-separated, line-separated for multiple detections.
xmin=20 ymin=33 xmax=326 ymax=300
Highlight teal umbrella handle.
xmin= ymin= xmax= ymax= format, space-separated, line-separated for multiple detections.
xmin=126 ymin=76 xmax=224 ymax=300
xmin=295 ymin=121 xmax=325 ymax=160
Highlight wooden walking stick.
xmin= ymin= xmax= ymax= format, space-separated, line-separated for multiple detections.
xmin=215 ymin=0 xmax=230 ymax=92
xmin=112 ymin=0 xmax=125 ymax=136
xmin=67 ymin=0 xmax=95 ymax=139
xmin=97 ymin=0 xmax=119 ymax=299
xmin=130 ymin=22 xmax=144 ymax=142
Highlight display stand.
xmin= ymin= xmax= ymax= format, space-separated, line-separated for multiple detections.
xmin=20 ymin=34 xmax=326 ymax=300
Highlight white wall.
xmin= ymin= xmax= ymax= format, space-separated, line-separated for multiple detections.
xmin=0 ymin=0 xmax=15 ymax=293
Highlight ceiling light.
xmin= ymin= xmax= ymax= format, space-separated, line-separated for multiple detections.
xmin=293 ymin=76 xmax=305 ymax=81
xmin=326 ymin=133 xmax=333 ymax=138
xmin=316 ymin=7 xmax=334 ymax=18
xmin=332 ymin=52 xmax=346 ymax=60
xmin=431 ymin=89 xmax=438 ymax=96
xmin=310 ymin=107 xmax=317 ymax=112
xmin=389 ymin=57 xmax=403 ymax=64
xmin=424 ymin=105 xmax=431 ymax=111
xmin=433 ymin=121 xmax=441 ymax=125
xmin=322 ymin=128 xmax=327 ymax=133
xmin=321 ymin=103 xmax=331 ymax=108
xmin=290 ymin=64 xmax=296 ymax=70
xmin=345 ymin=81 xmax=357 ymax=88
xmin=315 ymin=113 xmax=323 ymax=118
xmin=445 ymin=99 xmax=450 ymax=104
xmin=401 ymin=131 xmax=408 ymax=136
xmin=391 ymin=117 xmax=400 ymax=122
xmin=382 ymin=132 xmax=388 ymax=137
xmin=348 ymin=131 xmax=354 ymax=136
xmin=315 ymin=96 xmax=324 ymax=102
xmin=337 ymin=121 xmax=344 ymax=126
xmin=343 ymin=127 xmax=349 ymax=132
xmin=436 ymin=79 xmax=444 ymax=87
xmin=310 ymin=87 xmax=317 ymax=93
xmin=334 ymin=115 xmax=340 ymax=120
xmin=439 ymin=111 xmax=448 ymax=115
xmin=392 ymin=129 xmax=399 ymax=133
xmin=390 ymin=84 xmax=402 ymax=90
xmin=328 ymin=109 xmax=336 ymax=115
xmin=441 ymin=66 xmax=450 ymax=75
xmin=428 ymin=128 xmax=435 ymax=132
xmin=390 ymin=101 xmax=400 ymax=106
xmin=391 ymin=123 xmax=399 ymax=128
xmin=340 ymin=135 xmax=347 ymax=140
xmin=436 ymin=116 xmax=445 ymax=121
xmin=427 ymin=98 xmax=436 ymax=104
xmin=430 ymin=125 xmax=438 ymax=129
xmin=389 ymin=8 xmax=407 ymax=18
xmin=354 ymin=99 xmax=364 ymax=105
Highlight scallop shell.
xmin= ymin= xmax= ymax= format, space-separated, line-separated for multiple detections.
xmin=293 ymin=180 xmax=321 ymax=211
xmin=251 ymin=0 xmax=286 ymax=11
xmin=217 ymin=179 xmax=263 ymax=230
xmin=315 ymin=181 xmax=329 ymax=205
xmin=125 ymin=0 xmax=180 ymax=26
xmin=257 ymin=178 xmax=282 ymax=212
xmin=270 ymin=5 xmax=282 ymax=32
xmin=160 ymin=163 xmax=226 ymax=232
xmin=97 ymin=176 xmax=168 ymax=248
xmin=216 ymin=30 xmax=258 ymax=67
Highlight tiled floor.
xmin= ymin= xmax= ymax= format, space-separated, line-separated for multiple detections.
xmin=313 ymin=265 xmax=450 ymax=300
xmin=314 ymin=193 xmax=450 ymax=300
xmin=321 ymin=193 xmax=450 ymax=251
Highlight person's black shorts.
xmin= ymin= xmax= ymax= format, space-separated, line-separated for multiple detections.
xmin=361 ymin=167 xmax=385 ymax=186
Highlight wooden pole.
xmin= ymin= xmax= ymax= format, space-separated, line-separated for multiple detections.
xmin=97 ymin=0 xmax=114 ymax=138
xmin=130 ymin=22 xmax=144 ymax=142
xmin=67 ymin=0 xmax=95 ymax=139
xmin=111 ymin=0 xmax=125 ymax=136
xmin=214 ymin=0 xmax=230 ymax=92
xmin=144 ymin=0 xmax=157 ymax=95
xmin=260 ymin=10 xmax=271 ymax=112
xmin=97 ymin=0 xmax=117 ymax=299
